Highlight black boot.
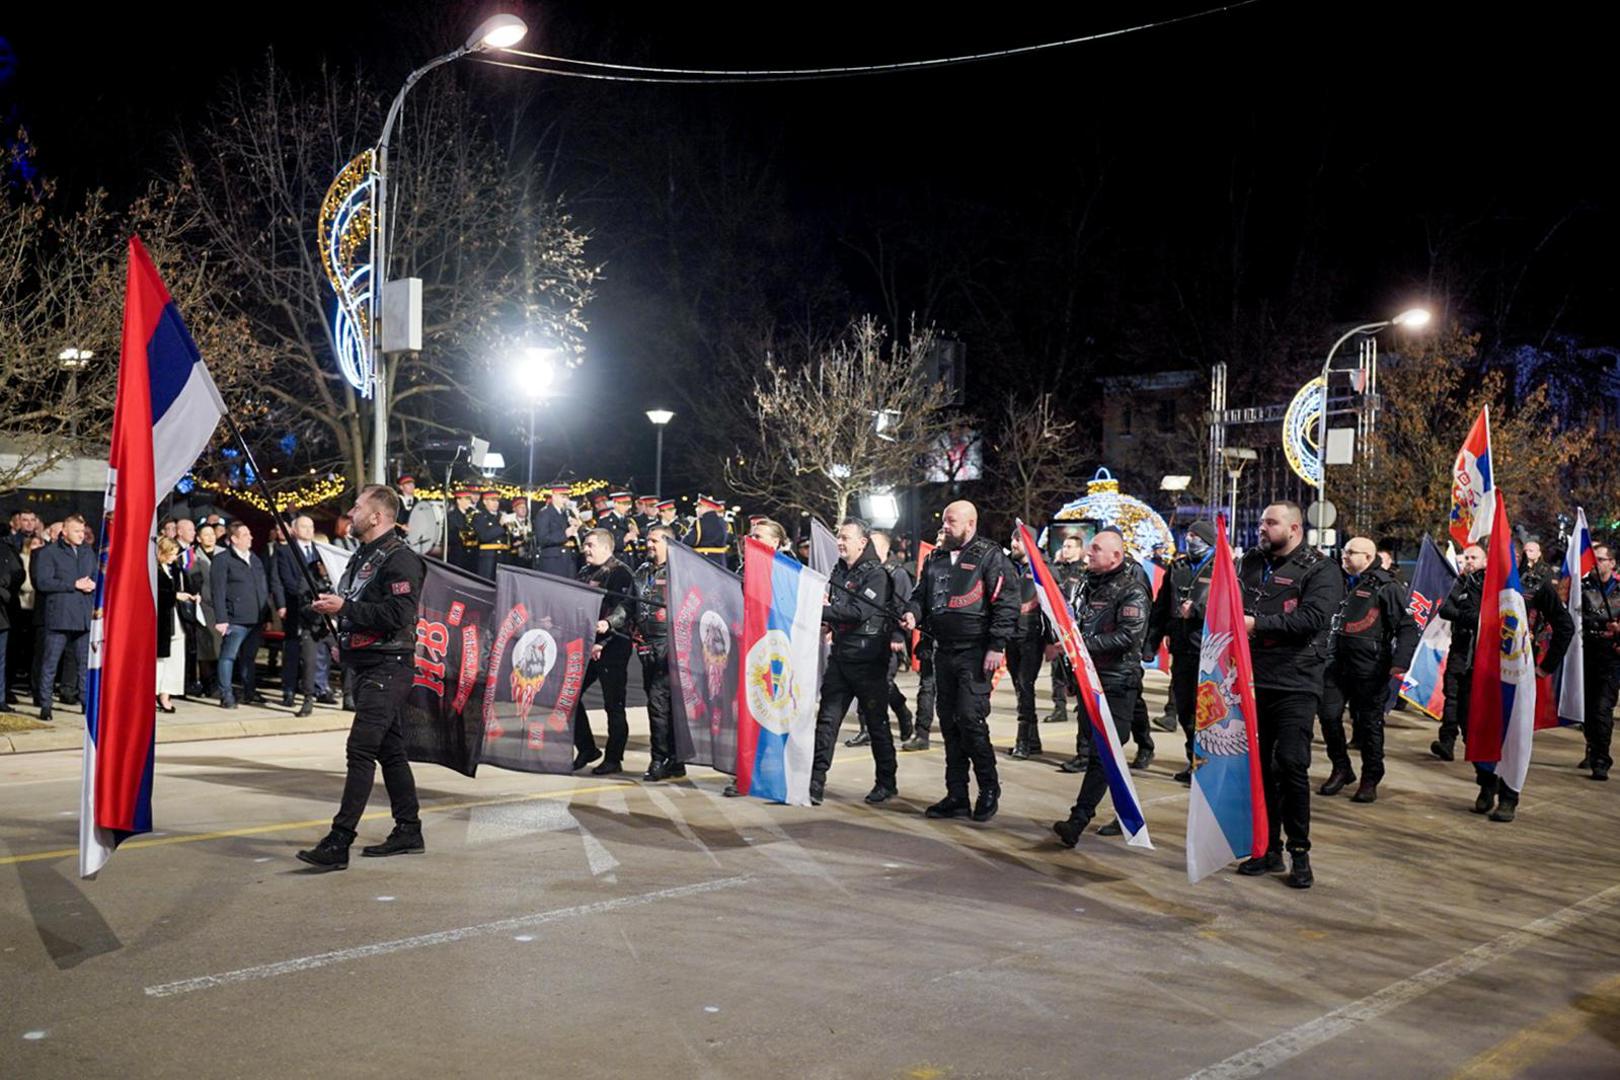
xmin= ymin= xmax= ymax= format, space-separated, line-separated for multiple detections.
xmin=361 ymin=824 xmax=424 ymax=858
xmin=925 ymin=794 xmax=972 ymax=819
xmin=296 ymin=695 xmax=315 ymax=718
xmin=1097 ymin=819 xmax=1123 ymax=836
xmin=844 ymin=729 xmax=871 ymax=748
xmin=901 ymin=732 xmax=931 ymax=751
xmin=642 ymin=758 xmax=671 ymax=782
xmin=1152 ymin=709 xmax=1178 ymax=733
xmin=1430 ymin=739 xmax=1455 ymax=762
xmin=864 ymin=782 xmax=898 ymax=804
xmin=970 ymin=788 xmax=999 ymax=823
xmin=572 ymin=747 xmax=603 ymax=772
xmin=1318 ymin=767 xmax=1356 ymax=797
xmin=1285 ymin=852 xmax=1314 ymax=889
xmin=1173 ymin=766 xmax=1193 ymax=784
xmin=897 ymin=708 xmax=914 ymax=743
xmin=667 ymin=761 xmax=687 ymax=778
xmin=1238 ymin=850 xmax=1285 ymax=876
xmin=1488 ymin=789 xmax=1519 ymax=823
xmin=591 ymin=759 xmax=623 ymax=776
xmin=1349 ymin=781 xmax=1379 ymax=804
xmin=1130 ymin=748 xmax=1155 ymax=771
xmin=1008 ymin=722 xmax=1033 ymax=759
xmin=722 ymin=781 xmax=741 ymax=797
xmin=1058 ymin=754 xmax=1087 ymax=774
xmin=1052 ymin=816 xmax=1087 ymax=848
xmin=809 ymin=779 xmax=825 ymax=806
xmin=1041 ymin=707 xmax=1068 ymax=725
xmin=296 ymin=829 xmax=354 ymax=871
xmin=1473 ymin=775 xmax=1498 ymax=815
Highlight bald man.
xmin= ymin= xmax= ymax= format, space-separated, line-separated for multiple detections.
xmin=1317 ymin=536 xmax=1420 ymax=803
xmin=902 ymin=501 xmax=1020 ymax=822
xmin=1234 ymin=501 xmax=1342 ymax=889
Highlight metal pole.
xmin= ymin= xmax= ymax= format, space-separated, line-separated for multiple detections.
xmin=654 ymin=425 xmax=665 ymax=499
xmin=1316 ymin=321 xmax=1388 ymax=547
xmin=526 ymin=405 xmax=536 ymax=495
xmin=1228 ymin=471 xmax=1239 ymax=544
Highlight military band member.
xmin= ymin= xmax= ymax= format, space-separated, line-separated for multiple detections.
xmin=447 ymin=489 xmax=477 ymax=572
xmin=687 ymin=495 xmax=732 ymax=567
xmin=471 ymin=490 xmax=509 ymax=581
xmin=534 ymin=484 xmax=579 ymax=577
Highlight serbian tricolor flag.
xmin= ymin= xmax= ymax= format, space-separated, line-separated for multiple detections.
xmin=1185 ymin=514 xmax=1267 ymax=882
xmin=1466 ymin=491 xmax=1537 ymax=795
xmin=81 ymin=237 xmax=226 ymax=878
xmin=735 ymin=537 xmax=826 ymax=805
xmin=1449 ymin=405 xmax=1494 ymax=548
xmin=1017 ymin=520 xmax=1151 ymax=849
xmin=1557 ymin=508 xmax=1595 ymax=725
xmin=1398 ymin=535 xmax=1458 ymax=719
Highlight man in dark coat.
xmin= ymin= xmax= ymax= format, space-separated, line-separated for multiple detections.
xmin=33 ymin=513 xmax=98 ymax=721
xmin=211 ymin=520 xmax=271 ymax=708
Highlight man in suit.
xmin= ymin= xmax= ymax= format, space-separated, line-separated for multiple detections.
xmin=32 ymin=513 xmax=97 ymax=722
xmin=273 ymin=514 xmax=327 ymax=716
xmin=211 ymin=520 xmax=271 ymax=709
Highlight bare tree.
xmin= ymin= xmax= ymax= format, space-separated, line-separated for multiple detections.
xmin=726 ymin=317 xmax=952 ymax=522
xmin=985 ymin=392 xmax=1084 ymax=526
xmin=180 ymin=59 xmax=597 ymax=489
xmin=0 ymin=170 xmax=270 ymax=494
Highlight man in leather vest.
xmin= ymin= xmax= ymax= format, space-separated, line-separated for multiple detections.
xmin=850 ymin=529 xmax=916 ymax=748
xmin=1006 ymin=530 xmax=1048 ymax=760
xmin=635 ymin=524 xmax=684 ymax=782
xmin=1433 ymin=545 xmax=1487 ymax=763
xmin=1045 ymin=534 xmax=1088 ymax=727
xmin=1582 ymin=543 xmax=1620 ymax=782
xmin=1318 ymin=536 xmax=1420 ymax=804
xmin=902 ymin=501 xmax=1020 ymax=823
xmin=1234 ymin=501 xmax=1343 ymax=889
xmin=298 ymin=485 xmax=426 ymax=871
xmin=1147 ymin=519 xmax=1219 ymax=783
xmin=812 ymin=519 xmax=900 ymax=806
xmin=572 ymin=528 xmax=636 ymax=774
xmin=1051 ymin=529 xmax=1151 ymax=845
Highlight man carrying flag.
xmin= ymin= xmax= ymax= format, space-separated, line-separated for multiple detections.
xmin=81 ymin=237 xmax=227 ymax=878
xmin=1579 ymin=537 xmax=1619 ymax=782
xmin=1557 ymin=510 xmax=1594 ymax=733
xmin=1449 ymin=405 xmax=1495 ymax=548
xmin=1235 ymin=502 xmax=1342 ymax=889
xmin=1044 ymin=527 xmax=1155 ymax=848
xmin=1185 ymin=514 xmax=1267 ymax=882
xmin=1466 ymin=493 xmax=1570 ymax=821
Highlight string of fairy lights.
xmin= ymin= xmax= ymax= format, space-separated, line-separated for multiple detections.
xmin=183 ymin=474 xmax=620 ymax=515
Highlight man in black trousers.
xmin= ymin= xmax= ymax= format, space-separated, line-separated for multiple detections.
xmin=571 ymin=528 xmax=635 ymax=775
xmin=272 ymin=514 xmax=324 ymax=716
xmin=32 ymin=514 xmax=97 ymax=721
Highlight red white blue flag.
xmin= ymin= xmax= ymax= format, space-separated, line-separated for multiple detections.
xmin=1398 ymin=535 xmax=1458 ymax=719
xmin=735 ymin=537 xmax=825 ymax=804
xmin=1466 ymin=491 xmax=1537 ymax=794
xmin=1557 ymin=508 xmax=1595 ymax=724
xmin=81 ymin=237 xmax=225 ymax=878
xmin=1016 ymin=520 xmax=1151 ymax=849
xmin=1184 ymin=514 xmax=1267 ymax=882
xmin=1449 ymin=405 xmax=1494 ymax=548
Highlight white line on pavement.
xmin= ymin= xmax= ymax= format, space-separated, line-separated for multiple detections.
xmin=1181 ymin=880 xmax=1620 ymax=1080
xmin=143 ymin=875 xmax=752 ymax=999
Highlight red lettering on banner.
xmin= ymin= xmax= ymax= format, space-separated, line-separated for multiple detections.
xmin=414 ymin=618 xmax=450 ymax=696
xmin=451 ymin=624 xmax=481 ymax=714
xmin=448 ymin=600 xmax=466 ymax=627
xmin=483 ymin=603 xmax=529 ymax=733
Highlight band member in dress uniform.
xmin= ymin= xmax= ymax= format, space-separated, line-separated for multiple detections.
xmin=533 ymin=485 xmax=579 ymax=577
xmin=471 ymin=490 xmax=510 ymax=581
xmin=656 ymin=499 xmax=679 ymax=531
xmin=633 ymin=495 xmax=660 ymax=536
xmin=504 ymin=495 xmax=534 ymax=568
xmin=447 ymin=489 xmax=477 ymax=572
xmin=601 ymin=491 xmax=635 ymax=553
xmin=686 ymin=494 xmax=732 ymax=567
xmin=396 ymin=476 xmax=418 ymax=518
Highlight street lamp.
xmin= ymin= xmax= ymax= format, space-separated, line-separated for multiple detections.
xmin=1314 ymin=308 xmax=1430 ymax=542
xmin=515 ymin=347 xmax=558 ymax=493
xmin=1222 ymin=448 xmax=1257 ymax=543
xmin=59 ymin=347 xmax=94 ymax=441
xmin=646 ymin=409 xmax=674 ymax=498
xmin=368 ymin=12 xmax=530 ymax=485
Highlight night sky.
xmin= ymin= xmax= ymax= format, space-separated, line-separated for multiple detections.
xmin=3 ymin=1 xmax=1612 ymax=492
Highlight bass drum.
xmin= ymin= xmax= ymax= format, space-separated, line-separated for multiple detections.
xmin=404 ymin=499 xmax=445 ymax=556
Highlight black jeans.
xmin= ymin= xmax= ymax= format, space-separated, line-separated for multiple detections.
xmin=1049 ymin=658 xmax=1069 ymax=716
xmin=913 ymin=648 xmax=936 ymax=736
xmin=1006 ymin=637 xmax=1044 ymax=725
xmin=333 ymin=653 xmax=419 ymax=834
xmin=815 ymin=654 xmax=897 ymax=788
xmin=886 ymin=650 xmax=913 ymax=740
xmin=1067 ymin=680 xmax=1138 ymax=823
xmin=281 ymin=624 xmax=318 ymax=700
xmin=1319 ymin=658 xmax=1390 ymax=783
xmin=1585 ymin=658 xmax=1620 ymax=772
xmin=1169 ymin=650 xmax=1199 ymax=764
xmin=934 ymin=642 xmax=998 ymax=798
xmin=642 ymin=648 xmax=675 ymax=763
xmin=1439 ymin=661 xmax=1472 ymax=748
xmin=1256 ymin=686 xmax=1317 ymax=854
xmin=573 ymin=639 xmax=631 ymax=764
xmin=1131 ymin=688 xmax=1154 ymax=752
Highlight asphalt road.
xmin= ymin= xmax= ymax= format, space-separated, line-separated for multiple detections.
xmin=2 ymin=674 xmax=1618 ymax=1079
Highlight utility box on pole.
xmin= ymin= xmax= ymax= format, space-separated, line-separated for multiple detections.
xmin=381 ymin=278 xmax=423 ymax=354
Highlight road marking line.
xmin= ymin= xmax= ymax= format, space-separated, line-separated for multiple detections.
xmin=1448 ymin=973 xmax=1620 ymax=1080
xmin=143 ymin=875 xmax=752 ymax=998
xmin=1182 ymin=881 xmax=1620 ymax=1080
xmin=0 ymin=783 xmax=627 ymax=866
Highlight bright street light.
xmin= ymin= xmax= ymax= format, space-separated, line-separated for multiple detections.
xmin=647 ymin=409 xmax=675 ymax=497
xmin=468 ymin=14 xmax=528 ymax=50
xmin=646 ymin=409 xmax=674 ymax=426
xmin=516 ymin=346 xmax=559 ymax=398
xmin=1393 ymin=307 xmax=1432 ymax=328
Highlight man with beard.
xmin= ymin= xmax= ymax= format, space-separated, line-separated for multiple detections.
xmin=1234 ymin=502 xmax=1343 ymax=889
xmin=811 ymin=518 xmax=899 ymax=806
xmin=1146 ymin=519 xmax=1219 ymax=783
xmin=634 ymin=524 xmax=684 ymax=782
xmin=1050 ymin=529 xmax=1150 ymax=845
xmin=902 ymin=501 xmax=1020 ymax=823
xmin=571 ymin=528 xmax=635 ymax=775
xmin=1432 ymin=544 xmax=1487 ymax=765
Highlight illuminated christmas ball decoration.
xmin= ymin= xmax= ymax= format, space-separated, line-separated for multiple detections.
xmin=1046 ymin=467 xmax=1176 ymax=562
xmin=1282 ymin=376 xmax=1325 ymax=487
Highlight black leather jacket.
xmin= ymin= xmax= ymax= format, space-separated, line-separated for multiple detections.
xmin=632 ymin=558 xmax=670 ymax=657
xmin=1438 ymin=569 xmax=1486 ymax=671
xmin=909 ymin=534 xmax=1021 ymax=652
xmin=336 ymin=532 xmax=425 ymax=659
xmin=1328 ymin=564 xmax=1421 ymax=673
xmin=1075 ymin=560 xmax=1150 ymax=686
xmin=1148 ymin=549 xmax=1217 ymax=658
xmin=824 ymin=545 xmax=894 ymax=664
xmin=1238 ymin=542 xmax=1343 ymax=692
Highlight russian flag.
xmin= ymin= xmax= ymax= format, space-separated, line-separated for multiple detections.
xmin=1466 ymin=491 xmax=1537 ymax=795
xmin=1017 ymin=520 xmax=1152 ymax=849
xmin=1185 ymin=514 xmax=1267 ymax=882
xmin=735 ymin=537 xmax=826 ymax=805
xmin=1557 ymin=508 xmax=1595 ymax=725
xmin=1449 ymin=405 xmax=1495 ymax=549
xmin=80 ymin=237 xmax=226 ymax=878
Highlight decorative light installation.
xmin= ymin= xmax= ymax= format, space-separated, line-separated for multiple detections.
xmin=317 ymin=150 xmax=376 ymax=397
xmin=1282 ymin=376 xmax=1326 ymax=487
xmin=1046 ymin=467 xmax=1177 ymax=562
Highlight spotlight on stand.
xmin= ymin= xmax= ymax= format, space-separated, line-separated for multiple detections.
xmin=858 ymin=489 xmax=901 ymax=530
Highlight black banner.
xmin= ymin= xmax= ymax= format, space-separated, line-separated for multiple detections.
xmin=479 ymin=565 xmax=601 ymax=774
xmin=665 ymin=542 xmax=743 ymax=771
xmin=406 ymin=559 xmax=496 ymax=777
